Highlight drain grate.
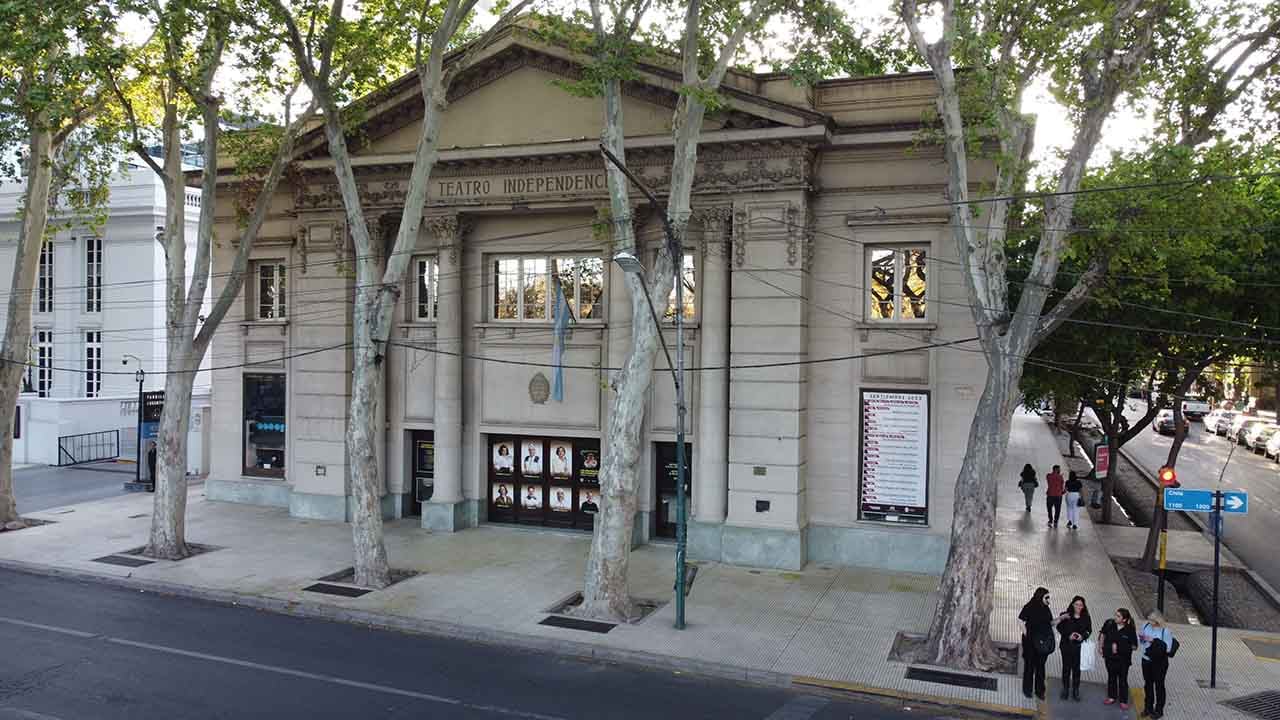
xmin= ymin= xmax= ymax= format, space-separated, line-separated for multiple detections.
xmin=92 ymin=555 xmax=154 ymax=568
xmin=1223 ymin=690 xmax=1280 ymax=720
xmin=904 ymin=666 xmax=998 ymax=692
xmin=539 ymin=615 xmax=616 ymax=634
xmin=302 ymin=582 xmax=371 ymax=598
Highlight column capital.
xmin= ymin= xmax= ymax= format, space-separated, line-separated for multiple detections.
xmin=425 ymin=213 xmax=469 ymax=264
xmin=692 ymin=205 xmax=733 ymax=259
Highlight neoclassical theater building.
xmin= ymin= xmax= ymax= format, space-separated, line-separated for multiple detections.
xmin=201 ymin=26 xmax=991 ymax=572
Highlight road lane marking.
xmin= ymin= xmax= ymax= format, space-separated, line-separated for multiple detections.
xmin=764 ymin=695 xmax=830 ymax=719
xmin=0 ymin=615 xmax=567 ymax=720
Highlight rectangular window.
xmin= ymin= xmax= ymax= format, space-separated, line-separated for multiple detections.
xmin=867 ymin=246 xmax=928 ymax=321
xmin=414 ymin=256 xmax=439 ymax=321
xmin=243 ymin=373 xmax=286 ymax=478
xmin=664 ymin=254 xmax=696 ymax=321
xmin=37 ymin=240 xmax=54 ymax=313
xmin=35 ymin=330 xmax=53 ymax=397
xmin=84 ymin=331 xmax=101 ymax=397
xmin=84 ymin=235 xmax=102 ymax=313
xmin=256 ymin=262 xmax=287 ymax=320
xmin=491 ymin=254 xmax=604 ymax=322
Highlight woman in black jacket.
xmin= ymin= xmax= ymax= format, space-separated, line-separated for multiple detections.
xmin=1018 ymin=464 xmax=1038 ymax=512
xmin=1055 ymin=595 xmax=1092 ymax=700
xmin=1019 ymin=587 xmax=1055 ymax=700
xmin=1099 ymin=607 xmax=1139 ymax=709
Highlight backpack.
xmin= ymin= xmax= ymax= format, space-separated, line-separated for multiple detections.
xmin=1168 ymin=636 xmax=1180 ymax=658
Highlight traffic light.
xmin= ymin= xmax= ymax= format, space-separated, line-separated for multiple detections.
xmin=1158 ymin=466 xmax=1179 ymax=488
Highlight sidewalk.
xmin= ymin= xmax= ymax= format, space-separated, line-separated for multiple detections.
xmin=0 ymin=413 xmax=1276 ymax=719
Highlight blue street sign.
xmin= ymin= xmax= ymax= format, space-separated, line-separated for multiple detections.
xmin=1163 ymin=488 xmax=1248 ymax=514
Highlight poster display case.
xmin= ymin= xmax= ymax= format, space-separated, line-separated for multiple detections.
xmin=488 ymin=435 xmax=600 ymax=530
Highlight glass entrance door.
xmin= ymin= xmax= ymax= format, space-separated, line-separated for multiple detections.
xmin=653 ymin=442 xmax=692 ymax=539
xmin=408 ymin=430 xmax=434 ymax=516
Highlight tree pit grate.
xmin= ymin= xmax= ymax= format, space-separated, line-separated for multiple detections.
xmin=1222 ymin=690 xmax=1280 ymax=720
xmin=904 ymin=666 xmax=998 ymax=692
xmin=92 ymin=554 xmax=155 ymax=568
xmin=538 ymin=615 xmax=616 ymax=634
xmin=302 ymin=583 xmax=372 ymax=598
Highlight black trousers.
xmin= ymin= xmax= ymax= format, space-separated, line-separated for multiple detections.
xmin=1061 ymin=642 xmax=1081 ymax=689
xmin=1022 ymin=637 xmax=1048 ymax=697
xmin=1106 ymin=659 xmax=1130 ymax=702
xmin=1142 ymin=659 xmax=1168 ymax=713
xmin=1046 ymin=495 xmax=1063 ymax=524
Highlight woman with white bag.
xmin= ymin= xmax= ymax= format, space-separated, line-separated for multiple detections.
xmin=1056 ymin=595 xmax=1093 ymax=701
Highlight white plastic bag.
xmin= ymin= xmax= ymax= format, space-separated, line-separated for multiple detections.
xmin=1080 ymin=640 xmax=1097 ymax=672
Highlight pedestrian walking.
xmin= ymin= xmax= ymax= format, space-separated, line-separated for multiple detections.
xmin=1139 ymin=611 xmax=1177 ymax=719
xmin=1055 ymin=595 xmax=1092 ymax=701
xmin=1064 ymin=471 xmax=1084 ymax=529
xmin=1045 ymin=465 xmax=1065 ymax=528
xmin=1018 ymin=463 xmax=1039 ymax=512
xmin=1019 ymin=587 xmax=1055 ymax=700
xmin=1099 ymin=607 xmax=1138 ymax=709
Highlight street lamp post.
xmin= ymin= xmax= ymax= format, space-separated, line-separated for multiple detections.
xmin=123 ymin=355 xmax=146 ymax=486
xmin=600 ymin=144 xmax=690 ymax=630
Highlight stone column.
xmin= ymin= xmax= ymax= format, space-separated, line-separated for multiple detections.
xmin=690 ymin=206 xmax=731 ymax=561
xmin=424 ymin=213 xmax=469 ymax=531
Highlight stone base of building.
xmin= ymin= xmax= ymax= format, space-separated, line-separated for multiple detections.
xmin=805 ymin=524 xmax=948 ymax=575
xmin=422 ymin=499 xmax=479 ymax=532
xmin=721 ymin=525 xmax=806 ymax=571
xmin=687 ymin=520 xmax=723 ymax=562
xmin=206 ymin=478 xmax=397 ymax=522
xmin=207 ymin=477 xmax=291 ymax=508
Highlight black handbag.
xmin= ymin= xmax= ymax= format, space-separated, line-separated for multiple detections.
xmin=1034 ymin=632 xmax=1056 ymax=656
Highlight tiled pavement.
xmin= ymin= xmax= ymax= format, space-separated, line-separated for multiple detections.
xmin=2 ymin=412 xmax=1277 ymax=719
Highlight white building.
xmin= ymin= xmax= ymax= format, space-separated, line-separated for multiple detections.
xmin=0 ymin=161 xmax=210 ymax=472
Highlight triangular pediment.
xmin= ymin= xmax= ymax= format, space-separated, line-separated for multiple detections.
xmin=296 ymin=28 xmax=827 ymax=160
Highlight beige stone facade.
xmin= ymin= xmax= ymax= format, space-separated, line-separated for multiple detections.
xmin=202 ymin=28 xmax=990 ymax=572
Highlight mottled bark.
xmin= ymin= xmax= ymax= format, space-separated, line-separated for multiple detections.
xmin=0 ymin=122 xmax=54 ymax=525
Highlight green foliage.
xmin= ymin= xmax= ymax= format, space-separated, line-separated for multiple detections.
xmin=767 ymin=0 xmax=911 ymax=85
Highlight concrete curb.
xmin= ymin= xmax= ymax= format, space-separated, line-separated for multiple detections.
xmin=793 ymin=676 xmax=1035 ymax=718
xmin=1116 ymin=446 xmax=1280 ymax=612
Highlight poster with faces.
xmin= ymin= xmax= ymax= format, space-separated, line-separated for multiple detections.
xmin=492 ymin=441 xmax=515 ymax=476
xmin=549 ymin=486 xmax=572 ymax=513
xmin=521 ymin=440 xmax=543 ymax=476
xmin=492 ymin=483 xmax=514 ymax=508
xmin=520 ymin=484 xmax=543 ymax=511
xmin=549 ymin=442 xmax=572 ymax=479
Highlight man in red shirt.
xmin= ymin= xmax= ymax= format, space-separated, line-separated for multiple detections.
xmin=1045 ymin=465 xmax=1065 ymax=528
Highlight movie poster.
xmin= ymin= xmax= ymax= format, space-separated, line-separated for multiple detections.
xmin=520 ymin=440 xmax=543 ymax=476
xmin=520 ymin=484 xmax=543 ymax=511
xmin=549 ymin=441 xmax=572 ymax=479
xmin=578 ymin=488 xmax=600 ymax=514
xmin=858 ymin=390 xmax=929 ymax=525
xmin=492 ymin=439 xmax=515 ymax=476
xmin=578 ymin=447 xmax=600 ymax=483
xmin=491 ymin=482 xmax=514 ymax=508
xmin=549 ymin=486 xmax=573 ymax=513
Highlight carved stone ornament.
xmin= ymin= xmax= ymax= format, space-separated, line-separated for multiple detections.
xmin=296 ymin=225 xmax=309 ymax=274
xmin=732 ymin=209 xmax=747 ymax=268
xmin=426 ymin=213 xmax=468 ymax=264
xmin=529 ymin=372 xmax=551 ymax=405
xmin=785 ymin=203 xmax=801 ymax=266
xmin=803 ymin=208 xmax=817 ymax=269
xmin=691 ymin=205 xmax=732 ymax=258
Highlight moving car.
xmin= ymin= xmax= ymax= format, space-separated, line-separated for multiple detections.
xmin=1266 ymin=431 xmax=1280 ymax=461
xmin=1154 ymin=410 xmax=1190 ymax=436
xmin=1236 ymin=419 xmax=1268 ymax=446
xmin=1181 ymin=395 xmax=1211 ymax=420
xmin=1205 ymin=409 xmax=1236 ymax=435
xmin=1244 ymin=424 xmax=1279 ymax=454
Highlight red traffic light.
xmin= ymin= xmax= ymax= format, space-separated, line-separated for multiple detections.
xmin=1158 ymin=466 xmax=1178 ymax=487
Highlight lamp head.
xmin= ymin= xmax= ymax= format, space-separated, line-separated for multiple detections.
xmin=612 ymin=251 xmax=645 ymax=276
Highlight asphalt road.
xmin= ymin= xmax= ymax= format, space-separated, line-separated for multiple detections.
xmin=12 ymin=463 xmax=132 ymax=514
xmin=0 ymin=568 xmax=986 ymax=720
xmin=1116 ymin=403 xmax=1280 ymax=590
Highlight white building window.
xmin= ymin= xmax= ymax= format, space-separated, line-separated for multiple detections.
xmin=37 ymin=240 xmax=54 ymax=313
xmin=414 ymin=256 xmax=438 ymax=321
xmin=866 ymin=246 xmax=928 ymax=321
xmin=255 ymin=261 xmax=287 ymax=320
xmin=491 ymin=254 xmax=603 ymax=322
xmin=84 ymin=331 xmax=101 ymax=397
xmin=663 ymin=253 xmax=696 ymax=321
xmin=35 ymin=330 xmax=53 ymax=397
xmin=84 ymin=234 xmax=102 ymax=313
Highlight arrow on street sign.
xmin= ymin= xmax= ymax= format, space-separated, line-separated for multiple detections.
xmin=1222 ymin=492 xmax=1247 ymax=513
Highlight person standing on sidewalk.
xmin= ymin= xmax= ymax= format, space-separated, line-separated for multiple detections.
xmin=1018 ymin=463 xmax=1039 ymax=512
xmin=1055 ymin=595 xmax=1092 ymax=701
xmin=1139 ymin=612 xmax=1176 ymax=719
xmin=1064 ymin=471 xmax=1084 ymax=530
xmin=1045 ymin=465 xmax=1065 ymax=528
xmin=1019 ymin=587 xmax=1055 ymax=700
xmin=1099 ymin=607 xmax=1138 ymax=709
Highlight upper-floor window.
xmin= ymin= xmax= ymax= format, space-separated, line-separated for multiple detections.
xmin=256 ymin=261 xmax=287 ymax=320
xmin=84 ymin=234 xmax=102 ymax=313
xmin=866 ymin=246 xmax=928 ymax=322
xmin=35 ymin=329 xmax=53 ymax=397
xmin=491 ymin=254 xmax=603 ymax=322
xmin=84 ymin=331 xmax=101 ymax=397
xmin=414 ymin=256 xmax=438 ymax=321
xmin=37 ymin=240 xmax=54 ymax=313
xmin=663 ymin=253 xmax=696 ymax=322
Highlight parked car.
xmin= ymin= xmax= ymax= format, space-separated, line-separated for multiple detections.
xmin=1182 ymin=395 xmax=1211 ymax=420
xmin=1206 ymin=409 xmax=1238 ymax=436
xmin=1266 ymin=431 xmax=1280 ymax=461
xmin=1154 ymin=410 xmax=1190 ymax=436
xmin=1236 ymin=419 xmax=1268 ymax=446
xmin=1230 ymin=413 xmax=1260 ymax=439
xmin=1245 ymin=424 xmax=1279 ymax=454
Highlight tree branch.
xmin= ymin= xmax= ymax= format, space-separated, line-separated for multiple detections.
xmin=1031 ymin=255 xmax=1108 ymax=347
